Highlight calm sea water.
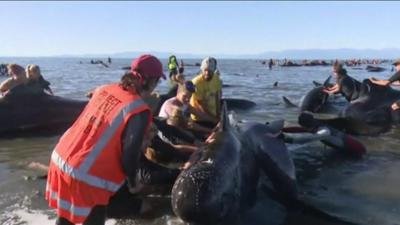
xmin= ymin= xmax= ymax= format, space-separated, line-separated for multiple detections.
xmin=0 ymin=57 xmax=399 ymax=225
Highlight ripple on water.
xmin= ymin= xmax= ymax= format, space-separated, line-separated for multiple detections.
xmin=0 ymin=58 xmax=399 ymax=224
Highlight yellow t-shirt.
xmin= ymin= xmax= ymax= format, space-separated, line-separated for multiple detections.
xmin=190 ymin=73 xmax=222 ymax=121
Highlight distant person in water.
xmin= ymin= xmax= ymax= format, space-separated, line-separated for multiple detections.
xmin=190 ymin=57 xmax=222 ymax=128
xmin=26 ymin=64 xmax=54 ymax=95
xmin=268 ymin=58 xmax=273 ymax=69
xmin=0 ymin=64 xmax=28 ymax=96
xmin=108 ymin=57 xmax=112 ymax=64
xmin=168 ymin=55 xmax=179 ymax=79
xmin=166 ymin=55 xmax=185 ymax=98
xmin=369 ymin=59 xmax=400 ymax=111
xmin=323 ymin=63 xmax=365 ymax=102
xmin=0 ymin=64 xmax=8 ymax=76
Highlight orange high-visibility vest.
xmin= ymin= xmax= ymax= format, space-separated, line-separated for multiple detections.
xmin=45 ymin=83 xmax=151 ymax=223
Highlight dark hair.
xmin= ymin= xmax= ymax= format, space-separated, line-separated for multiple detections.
xmin=178 ymin=81 xmax=196 ymax=94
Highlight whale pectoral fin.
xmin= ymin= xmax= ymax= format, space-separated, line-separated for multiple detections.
xmin=282 ymin=96 xmax=298 ymax=108
xmin=255 ymin=139 xmax=297 ymax=201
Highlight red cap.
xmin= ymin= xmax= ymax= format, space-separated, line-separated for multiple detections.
xmin=131 ymin=54 xmax=166 ymax=80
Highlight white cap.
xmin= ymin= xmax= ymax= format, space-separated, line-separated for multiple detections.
xmin=200 ymin=57 xmax=217 ymax=72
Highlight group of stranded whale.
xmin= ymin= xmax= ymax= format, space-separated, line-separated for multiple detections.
xmin=284 ymin=76 xmax=400 ymax=136
xmin=4 ymin=59 xmax=400 ymax=225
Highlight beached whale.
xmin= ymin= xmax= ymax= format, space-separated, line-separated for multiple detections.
xmin=288 ymin=78 xmax=400 ymax=135
xmin=334 ymin=79 xmax=400 ymax=135
xmin=366 ymin=65 xmax=385 ymax=72
xmin=282 ymin=77 xmax=337 ymax=113
xmin=171 ymin=104 xmax=297 ymax=224
xmin=0 ymin=86 xmax=86 ymax=137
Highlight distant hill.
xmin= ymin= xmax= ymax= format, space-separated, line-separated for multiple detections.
xmin=54 ymin=48 xmax=400 ymax=59
xmin=255 ymin=48 xmax=400 ymax=60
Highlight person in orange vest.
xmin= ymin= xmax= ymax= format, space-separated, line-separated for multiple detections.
xmin=45 ymin=55 xmax=166 ymax=225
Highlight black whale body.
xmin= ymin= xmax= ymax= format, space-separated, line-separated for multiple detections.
xmin=337 ymin=79 xmax=400 ymax=135
xmin=171 ymin=109 xmax=297 ymax=224
xmin=301 ymin=79 xmax=400 ymax=135
xmin=366 ymin=65 xmax=385 ymax=72
xmin=0 ymin=86 xmax=86 ymax=137
xmin=0 ymin=84 xmax=256 ymax=138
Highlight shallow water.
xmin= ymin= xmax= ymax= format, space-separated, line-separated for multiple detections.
xmin=0 ymin=57 xmax=399 ymax=225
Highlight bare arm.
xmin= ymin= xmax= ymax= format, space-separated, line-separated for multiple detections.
xmin=187 ymin=120 xmax=213 ymax=133
xmin=323 ymin=84 xmax=340 ymax=94
xmin=172 ymin=144 xmax=198 ymax=155
xmin=369 ymin=78 xmax=390 ymax=86
xmin=188 ymin=105 xmax=218 ymax=123
xmin=0 ymin=78 xmax=12 ymax=94
xmin=193 ymin=98 xmax=215 ymax=119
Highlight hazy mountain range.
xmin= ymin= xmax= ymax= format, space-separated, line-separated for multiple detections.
xmin=57 ymin=48 xmax=400 ymax=59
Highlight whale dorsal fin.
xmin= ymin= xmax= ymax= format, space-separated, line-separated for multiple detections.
xmin=313 ymin=81 xmax=322 ymax=87
xmin=282 ymin=96 xmax=298 ymax=108
xmin=323 ymin=76 xmax=332 ymax=87
xmin=220 ymin=101 xmax=230 ymax=132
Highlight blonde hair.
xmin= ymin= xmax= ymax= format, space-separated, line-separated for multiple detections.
xmin=26 ymin=64 xmax=41 ymax=80
xmin=167 ymin=107 xmax=187 ymax=128
xmin=7 ymin=64 xmax=25 ymax=77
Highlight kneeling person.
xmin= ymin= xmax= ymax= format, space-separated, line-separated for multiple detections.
xmin=159 ymin=81 xmax=217 ymax=134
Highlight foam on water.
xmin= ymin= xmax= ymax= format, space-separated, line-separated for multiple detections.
xmin=7 ymin=209 xmax=117 ymax=225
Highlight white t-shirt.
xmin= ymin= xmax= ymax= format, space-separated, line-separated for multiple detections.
xmin=158 ymin=97 xmax=189 ymax=119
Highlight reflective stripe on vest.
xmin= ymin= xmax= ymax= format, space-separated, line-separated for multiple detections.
xmin=51 ymin=150 xmax=122 ymax=192
xmin=46 ymin=185 xmax=91 ymax=217
xmin=79 ymin=98 xmax=146 ymax=172
xmin=52 ymin=98 xmax=147 ymax=192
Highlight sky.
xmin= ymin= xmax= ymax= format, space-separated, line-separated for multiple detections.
xmin=0 ymin=1 xmax=399 ymax=57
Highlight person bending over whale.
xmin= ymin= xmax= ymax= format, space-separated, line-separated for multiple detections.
xmin=46 ymin=55 xmax=166 ymax=225
xmin=323 ymin=63 xmax=366 ymax=102
xmin=26 ymin=64 xmax=54 ymax=95
xmin=369 ymin=59 xmax=400 ymax=111
xmin=157 ymin=83 xmax=213 ymax=154
xmin=0 ymin=64 xmax=28 ymax=96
